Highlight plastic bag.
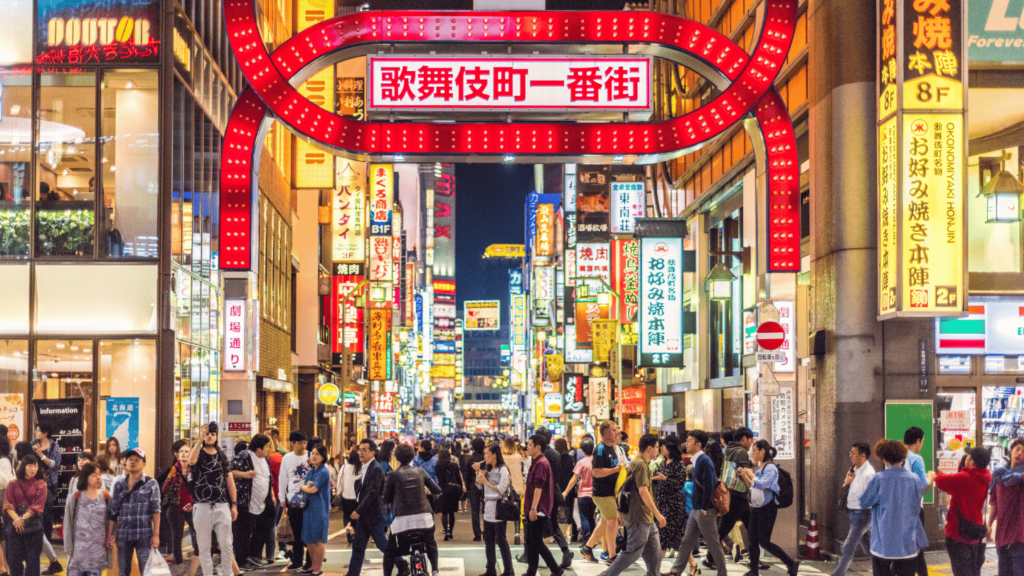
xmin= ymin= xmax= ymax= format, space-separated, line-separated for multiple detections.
xmin=144 ymin=549 xmax=172 ymax=576
xmin=277 ymin=511 xmax=294 ymax=542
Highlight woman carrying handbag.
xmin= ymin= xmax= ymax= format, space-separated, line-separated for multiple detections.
xmin=3 ymin=455 xmax=45 ymax=576
xmin=477 ymin=443 xmax=513 ymax=576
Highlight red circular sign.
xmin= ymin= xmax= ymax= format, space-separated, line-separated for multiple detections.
xmin=756 ymin=321 xmax=786 ymax=351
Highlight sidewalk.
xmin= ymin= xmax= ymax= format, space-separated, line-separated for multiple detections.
xmin=804 ymin=547 xmax=1001 ymax=576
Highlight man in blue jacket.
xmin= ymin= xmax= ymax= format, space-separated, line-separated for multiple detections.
xmin=663 ymin=430 xmax=728 ymax=576
xmin=346 ymin=439 xmax=409 ymax=576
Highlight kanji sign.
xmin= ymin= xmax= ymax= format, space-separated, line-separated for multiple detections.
xmin=575 ymin=296 xmax=609 ymax=346
xmin=535 ymin=203 xmax=555 ymax=258
xmin=38 ymin=0 xmax=160 ymax=65
xmin=465 ymin=300 xmax=501 ymax=331
xmin=333 ymin=161 xmax=366 ymax=262
xmin=370 ymin=236 xmax=393 ymax=282
xmin=877 ymin=0 xmax=965 ymax=318
xmin=774 ymin=301 xmax=795 ymax=372
xmin=639 ymin=236 xmax=683 ymax=367
xmin=330 ymin=274 xmax=365 ymax=359
xmin=610 ymin=182 xmax=645 ymax=233
xmin=368 ymin=309 xmax=392 ymax=381
xmin=576 ymin=242 xmax=610 ymax=281
xmin=367 ymin=56 xmax=652 ymax=111
xmin=576 ymin=166 xmax=610 ymax=242
xmin=563 ymin=374 xmax=588 ymax=414
xmin=611 ymin=239 xmax=640 ymax=322
xmin=224 ymin=299 xmax=246 ymax=371
xmin=369 ymin=164 xmax=394 ymax=236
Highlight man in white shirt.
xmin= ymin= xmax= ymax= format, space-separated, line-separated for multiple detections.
xmin=279 ymin=431 xmax=310 ymax=571
xmin=831 ymin=443 xmax=876 ymax=576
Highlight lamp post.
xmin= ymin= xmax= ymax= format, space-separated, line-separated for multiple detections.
xmin=979 ymin=157 xmax=1024 ymax=223
xmin=704 ymin=261 xmax=737 ymax=301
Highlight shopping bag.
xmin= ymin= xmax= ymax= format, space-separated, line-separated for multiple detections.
xmin=144 ymin=549 xmax=172 ymax=576
xmin=277 ymin=511 xmax=294 ymax=542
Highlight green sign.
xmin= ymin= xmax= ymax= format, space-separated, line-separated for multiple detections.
xmin=968 ymin=0 xmax=1024 ymax=63
xmin=885 ymin=400 xmax=935 ymax=504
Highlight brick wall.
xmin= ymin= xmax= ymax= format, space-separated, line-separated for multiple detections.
xmin=259 ymin=320 xmax=293 ymax=382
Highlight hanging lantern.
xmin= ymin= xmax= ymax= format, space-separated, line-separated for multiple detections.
xmin=704 ymin=261 xmax=737 ymax=301
xmin=979 ymin=156 xmax=1024 ymax=223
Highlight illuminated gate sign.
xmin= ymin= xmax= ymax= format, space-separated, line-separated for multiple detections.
xmin=876 ymin=0 xmax=966 ymax=318
xmin=367 ymin=56 xmax=652 ymax=111
xmin=220 ymin=4 xmax=802 ymax=273
xmin=639 ymin=236 xmax=683 ymax=367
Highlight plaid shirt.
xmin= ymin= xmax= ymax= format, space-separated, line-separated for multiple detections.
xmin=109 ymin=474 xmax=161 ymax=542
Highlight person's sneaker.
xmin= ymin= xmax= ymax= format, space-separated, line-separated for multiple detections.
xmin=516 ymin=554 xmax=528 ymax=564
xmin=559 ymin=550 xmax=574 ymax=570
xmin=579 ymin=545 xmax=596 ymax=563
xmin=601 ymin=552 xmax=615 ymax=565
xmin=246 ymin=557 xmax=263 ymax=567
xmin=42 ymin=562 xmax=63 ymax=575
xmin=243 ymin=561 xmax=263 ymax=572
xmin=285 ymin=563 xmax=303 ymax=571
xmin=788 ymin=560 xmax=800 ymax=576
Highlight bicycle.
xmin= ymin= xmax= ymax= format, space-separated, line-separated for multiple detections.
xmin=408 ymin=541 xmax=429 ymax=576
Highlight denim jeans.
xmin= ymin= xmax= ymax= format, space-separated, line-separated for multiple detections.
xmin=167 ymin=507 xmax=196 ymax=565
xmin=832 ymin=508 xmax=872 ymax=576
xmin=997 ymin=544 xmax=1024 ymax=576
xmin=117 ymin=538 xmax=151 ymax=576
xmin=6 ymin=526 xmax=43 ymax=576
xmin=946 ymin=538 xmax=986 ymax=576
xmin=346 ymin=520 xmax=407 ymax=576
xmin=578 ymin=497 xmax=596 ymax=542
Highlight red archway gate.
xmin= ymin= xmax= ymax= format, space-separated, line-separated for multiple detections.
xmin=220 ymin=3 xmax=800 ymax=272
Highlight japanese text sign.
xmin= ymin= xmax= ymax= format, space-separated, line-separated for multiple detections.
xmin=610 ymin=182 xmax=645 ymax=233
xmin=330 ymin=274 xmax=365 ymax=357
xmin=368 ymin=309 xmax=392 ymax=381
xmin=370 ymin=236 xmax=393 ymax=282
xmin=38 ymin=0 xmax=160 ymax=65
xmin=367 ymin=56 xmax=652 ymax=111
xmin=535 ymin=265 xmax=555 ymax=301
xmin=369 ymin=164 xmax=394 ymax=235
xmin=465 ymin=300 xmax=501 ymax=331
xmin=612 ymin=239 xmax=640 ymax=322
xmin=575 ymin=296 xmax=610 ymax=346
xmin=535 ymin=203 xmax=555 ymax=257
xmin=589 ymin=377 xmax=611 ymax=420
xmin=576 ymin=166 xmax=610 ymax=242
xmin=333 ymin=161 xmax=366 ymax=262
xmin=902 ymin=0 xmax=963 ymax=111
xmin=576 ymin=242 xmax=611 ymax=282
xmin=224 ymin=299 xmax=246 ymax=371
xmin=512 ymin=294 xmax=527 ymax=351
xmin=774 ymin=301 xmax=795 ymax=372
xmin=639 ymin=237 xmax=684 ymax=367
xmin=562 ymin=374 xmax=588 ymax=414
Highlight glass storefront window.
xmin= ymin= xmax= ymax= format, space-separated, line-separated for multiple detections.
xmin=35 ymin=264 xmax=158 ymax=333
xmin=982 ymin=386 xmax=1024 ymax=470
xmin=33 ymin=340 xmax=94 ymax=453
xmin=36 ymin=71 xmax=96 ymax=257
xmin=100 ymin=70 xmax=159 ymax=258
xmin=0 ymin=264 xmax=29 ymax=333
xmin=0 ymin=339 xmax=30 ymax=443
xmin=938 ymin=355 xmax=972 ymax=375
xmin=0 ymin=68 xmax=32 ymax=258
xmin=985 ymin=355 xmax=1024 ymax=374
xmin=0 ymin=1 xmax=31 ymax=65
xmin=98 ymin=339 xmax=156 ymax=475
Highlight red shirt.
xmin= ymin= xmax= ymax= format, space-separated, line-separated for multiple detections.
xmin=525 ymin=456 xmax=554 ymax=518
xmin=934 ymin=466 xmax=991 ymax=543
xmin=990 ymin=467 xmax=1024 ymax=548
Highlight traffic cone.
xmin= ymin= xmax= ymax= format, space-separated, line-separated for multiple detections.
xmin=804 ymin=512 xmax=821 ymax=560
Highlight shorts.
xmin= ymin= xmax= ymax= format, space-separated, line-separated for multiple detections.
xmin=593 ymin=496 xmax=618 ymax=522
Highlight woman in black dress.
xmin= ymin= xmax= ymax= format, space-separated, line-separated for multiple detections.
xmin=653 ymin=436 xmax=689 ymax=562
xmin=435 ymin=447 xmax=464 ymax=541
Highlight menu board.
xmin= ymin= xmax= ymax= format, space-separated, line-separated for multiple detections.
xmin=33 ymin=397 xmax=84 ymax=526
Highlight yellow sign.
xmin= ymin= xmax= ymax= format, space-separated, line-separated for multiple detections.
xmin=878 ymin=117 xmax=899 ymax=315
xmin=546 ymin=355 xmax=564 ymax=381
xmin=592 ymin=319 xmax=619 ymax=363
xmin=535 ymin=204 xmax=555 ymax=258
xmin=295 ymin=67 xmax=335 ymax=189
xmin=317 ymin=383 xmax=340 ymax=405
xmin=898 ymin=114 xmax=964 ymax=314
xmin=484 ymin=244 xmax=526 ymax=258
xmin=431 ymin=365 xmax=456 ymax=379
xmin=296 ymin=0 xmax=334 ymax=33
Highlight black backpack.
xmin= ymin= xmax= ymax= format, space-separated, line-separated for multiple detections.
xmin=775 ymin=464 xmax=794 ymax=509
xmin=616 ymin=468 xmax=636 ymax=514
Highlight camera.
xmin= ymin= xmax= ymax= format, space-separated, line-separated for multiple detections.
xmin=209 ymin=422 xmax=218 ymax=434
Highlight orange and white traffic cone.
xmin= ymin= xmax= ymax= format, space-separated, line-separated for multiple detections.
xmin=805 ymin=512 xmax=821 ymax=560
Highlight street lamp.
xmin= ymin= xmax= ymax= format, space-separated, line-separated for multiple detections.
xmin=979 ymin=157 xmax=1024 ymax=223
xmin=704 ymin=261 xmax=737 ymax=301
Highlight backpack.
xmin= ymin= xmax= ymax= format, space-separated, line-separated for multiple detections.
xmin=774 ymin=464 xmax=794 ymax=509
xmin=615 ymin=465 xmax=638 ymax=514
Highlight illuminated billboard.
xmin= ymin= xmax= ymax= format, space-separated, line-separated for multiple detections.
xmin=465 ymin=300 xmax=501 ymax=331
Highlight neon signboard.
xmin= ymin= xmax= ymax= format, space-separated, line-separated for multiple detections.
xmin=38 ymin=0 xmax=159 ymax=64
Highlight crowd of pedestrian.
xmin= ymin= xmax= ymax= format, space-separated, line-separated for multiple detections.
xmin=0 ymin=422 xmax=1018 ymax=576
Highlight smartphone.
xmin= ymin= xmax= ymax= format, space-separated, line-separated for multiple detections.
xmin=209 ymin=422 xmax=218 ymax=434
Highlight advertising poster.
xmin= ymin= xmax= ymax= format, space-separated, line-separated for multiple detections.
xmin=0 ymin=395 xmax=25 ymax=442
xmin=770 ymin=388 xmax=795 ymax=460
xmin=576 ymin=166 xmax=610 ymax=242
xmin=33 ymin=397 xmax=84 ymax=524
xmin=544 ymin=392 xmax=564 ymax=418
xmin=105 ymin=397 xmax=140 ymax=450
xmin=37 ymin=0 xmax=160 ymax=65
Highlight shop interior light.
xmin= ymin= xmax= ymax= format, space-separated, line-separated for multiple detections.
xmin=704 ymin=261 xmax=737 ymax=301
xmin=979 ymin=155 xmax=1024 ymax=223
xmin=125 ymin=80 xmax=134 ymax=89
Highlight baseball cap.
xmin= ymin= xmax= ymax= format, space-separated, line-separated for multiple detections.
xmin=121 ymin=448 xmax=146 ymax=462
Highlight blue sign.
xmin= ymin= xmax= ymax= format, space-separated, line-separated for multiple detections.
xmin=415 ymin=294 xmax=423 ymax=333
xmin=433 ymin=341 xmax=456 ymax=354
xmin=105 ymin=397 xmax=140 ymax=450
xmin=509 ymin=269 xmax=523 ymax=295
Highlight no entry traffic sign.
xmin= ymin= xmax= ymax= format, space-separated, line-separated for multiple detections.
xmin=756 ymin=321 xmax=785 ymax=351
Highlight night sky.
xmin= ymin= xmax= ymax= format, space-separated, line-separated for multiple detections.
xmin=455 ymin=164 xmax=535 ymax=313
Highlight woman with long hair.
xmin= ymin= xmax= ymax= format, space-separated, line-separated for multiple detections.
xmin=500 ymin=438 xmax=524 ymax=544
xmin=337 ymin=447 xmax=362 ymax=541
xmin=382 ymin=443 xmax=441 ymax=576
xmin=476 ymin=443 xmax=513 ymax=576
xmin=103 ymin=438 xmax=122 ymax=476
xmin=63 ymin=463 xmax=112 ymax=576
xmin=162 ymin=440 xmax=196 ymax=567
xmin=652 ymin=437 xmax=691 ymax=566
xmin=434 ymin=447 xmax=464 ymax=541
xmin=553 ymin=438 xmax=576 ymax=541
xmin=4 ymin=454 xmax=45 ymax=576
xmin=377 ymin=439 xmax=398 ymax=475
xmin=738 ymin=440 xmax=799 ymax=576
xmin=300 ymin=445 xmax=331 ymax=576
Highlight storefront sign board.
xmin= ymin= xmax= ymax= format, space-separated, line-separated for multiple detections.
xmin=535 ymin=203 xmax=555 ymax=257
xmin=333 ymin=161 xmax=366 ymax=262
xmin=224 ymin=299 xmax=246 ymax=371
xmin=611 ymin=239 xmax=640 ymax=323
xmin=769 ymin=388 xmax=795 ymax=460
xmin=105 ymin=397 xmax=140 ymax=450
xmin=967 ymin=0 xmax=1024 ymax=63
xmin=639 ymin=236 xmax=683 ymax=367
xmin=369 ymin=164 xmax=394 ymax=236
xmin=610 ymin=182 xmax=645 ymax=233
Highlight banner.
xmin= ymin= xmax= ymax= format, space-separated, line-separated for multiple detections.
xmin=639 ymin=236 xmax=684 ymax=367
xmin=333 ymin=161 xmax=366 ymax=262
xmin=105 ymin=397 xmax=140 ymax=450
xmin=592 ymin=319 xmax=618 ymax=363
xmin=589 ymin=377 xmax=610 ymax=420
xmin=33 ymin=397 xmax=84 ymax=525
xmin=368 ymin=309 xmax=392 ymax=380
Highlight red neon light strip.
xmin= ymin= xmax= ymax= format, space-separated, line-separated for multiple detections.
xmin=939 ymin=339 xmax=985 ymax=349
